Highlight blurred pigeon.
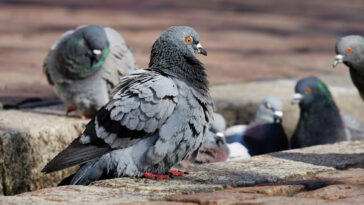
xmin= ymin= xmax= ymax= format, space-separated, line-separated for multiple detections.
xmin=224 ymin=125 xmax=250 ymax=160
xmin=291 ymin=76 xmax=364 ymax=148
xmin=225 ymin=96 xmax=289 ymax=156
xmin=42 ymin=26 xmax=213 ymax=185
xmin=225 ymin=124 xmax=248 ymax=145
xmin=342 ymin=115 xmax=364 ymax=141
xmin=226 ymin=142 xmax=250 ymax=160
xmin=333 ymin=35 xmax=364 ymax=100
xmin=44 ymin=25 xmax=137 ymax=117
xmin=178 ymin=113 xmax=229 ymax=168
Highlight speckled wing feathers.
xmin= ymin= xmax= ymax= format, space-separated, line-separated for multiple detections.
xmin=42 ymin=70 xmax=179 ymax=173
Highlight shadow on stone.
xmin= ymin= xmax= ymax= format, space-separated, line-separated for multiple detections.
xmin=270 ymin=152 xmax=364 ymax=170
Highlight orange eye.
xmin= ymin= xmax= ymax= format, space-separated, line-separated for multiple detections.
xmin=347 ymin=47 xmax=353 ymax=53
xmin=185 ymin=37 xmax=192 ymax=44
xmin=306 ymin=87 xmax=312 ymax=94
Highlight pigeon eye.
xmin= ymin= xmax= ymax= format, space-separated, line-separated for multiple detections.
xmin=185 ymin=37 xmax=193 ymax=44
xmin=265 ymin=103 xmax=271 ymax=109
xmin=306 ymin=87 xmax=312 ymax=94
xmin=347 ymin=47 xmax=353 ymax=53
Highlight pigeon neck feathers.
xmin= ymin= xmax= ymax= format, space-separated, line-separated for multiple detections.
xmin=149 ymin=37 xmax=209 ymax=97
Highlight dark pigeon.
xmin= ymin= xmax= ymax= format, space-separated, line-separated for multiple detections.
xmin=333 ymin=35 xmax=364 ymax=100
xmin=291 ymin=76 xmax=364 ymax=148
xmin=42 ymin=26 xmax=213 ymax=185
xmin=44 ymin=25 xmax=137 ymax=116
xmin=225 ymin=96 xmax=289 ymax=156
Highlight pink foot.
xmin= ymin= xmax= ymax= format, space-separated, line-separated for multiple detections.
xmin=168 ymin=170 xmax=184 ymax=176
xmin=143 ymin=172 xmax=169 ymax=180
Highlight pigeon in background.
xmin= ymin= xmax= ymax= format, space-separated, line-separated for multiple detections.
xmin=225 ymin=96 xmax=289 ymax=156
xmin=291 ymin=76 xmax=364 ymax=148
xmin=44 ymin=25 xmax=137 ymax=117
xmin=224 ymin=125 xmax=250 ymax=160
xmin=343 ymin=115 xmax=364 ymax=141
xmin=42 ymin=26 xmax=213 ymax=185
xmin=333 ymin=35 xmax=364 ymax=100
xmin=178 ymin=113 xmax=230 ymax=168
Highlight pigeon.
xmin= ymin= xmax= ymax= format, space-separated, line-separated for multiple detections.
xmin=42 ymin=26 xmax=213 ymax=185
xmin=44 ymin=25 xmax=137 ymax=117
xmin=333 ymin=35 xmax=364 ymax=100
xmin=225 ymin=96 xmax=289 ymax=156
xmin=342 ymin=115 xmax=364 ymax=141
xmin=290 ymin=76 xmax=364 ymax=148
xmin=178 ymin=113 xmax=229 ymax=168
xmin=224 ymin=125 xmax=250 ymax=160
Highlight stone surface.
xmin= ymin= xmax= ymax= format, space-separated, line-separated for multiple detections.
xmin=0 ymin=140 xmax=363 ymax=203
xmin=295 ymin=184 xmax=364 ymax=200
xmin=238 ymin=196 xmax=328 ymax=205
xmin=92 ymin=177 xmax=224 ymax=200
xmin=0 ymin=185 xmax=196 ymax=205
xmin=0 ymin=110 xmax=88 ymax=195
xmin=314 ymin=168 xmax=364 ymax=185
xmin=228 ymin=185 xmax=305 ymax=197
xmin=169 ymin=190 xmax=263 ymax=204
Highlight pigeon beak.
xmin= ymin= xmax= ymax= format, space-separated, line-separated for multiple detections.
xmin=273 ymin=111 xmax=283 ymax=119
xmin=291 ymin=93 xmax=303 ymax=105
xmin=216 ymin=132 xmax=225 ymax=138
xmin=273 ymin=111 xmax=283 ymax=123
xmin=196 ymin=43 xmax=207 ymax=56
xmin=333 ymin=54 xmax=343 ymax=68
xmin=93 ymin=49 xmax=102 ymax=55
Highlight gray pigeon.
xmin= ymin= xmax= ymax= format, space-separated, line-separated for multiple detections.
xmin=291 ymin=76 xmax=364 ymax=148
xmin=44 ymin=25 xmax=137 ymax=117
xmin=178 ymin=113 xmax=229 ymax=168
xmin=333 ymin=35 xmax=364 ymax=100
xmin=42 ymin=26 xmax=213 ymax=185
xmin=225 ymin=96 xmax=288 ymax=156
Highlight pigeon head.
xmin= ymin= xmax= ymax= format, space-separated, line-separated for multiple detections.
xmin=333 ymin=35 xmax=364 ymax=70
xmin=254 ymin=96 xmax=283 ymax=124
xmin=210 ymin=113 xmax=226 ymax=135
xmin=291 ymin=76 xmax=333 ymax=109
xmin=149 ymin=26 xmax=209 ymax=96
xmin=149 ymin=26 xmax=207 ymax=67
xmin=56 ymin=25 xmax=110 ymax=78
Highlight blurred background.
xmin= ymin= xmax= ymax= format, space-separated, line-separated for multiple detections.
xmin=1 ymin=0 xmax=364 ymax=103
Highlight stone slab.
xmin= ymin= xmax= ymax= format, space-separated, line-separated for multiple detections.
xmin=0 ymin=110 xmax=88 ymax=195
xmin=0 ymin=140 xmax=363 ymax=203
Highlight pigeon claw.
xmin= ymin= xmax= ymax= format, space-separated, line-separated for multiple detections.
xmin=143 ymin=172 xmax=169 ymax=180
xmin=66 ymin=105 xmax=77 ymax=114
xmin=167 ymin=170 xmax=184 ymax=176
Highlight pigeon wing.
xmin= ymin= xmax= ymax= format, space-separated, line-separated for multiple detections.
xmin=42 ymin=70 xmax=178 ymax=173
xmin=102 ymin=27 xmax=138 ymax=93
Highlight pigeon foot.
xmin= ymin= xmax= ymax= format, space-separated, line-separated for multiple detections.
xmin=81 ymin=114 xmax=92 ymax=119
xmin=143 ymin=172 xmax=169 ymax=179
xmin=167 ymin=170 xmax=184 ymax=176
xmin=66 ymin=105 xmax=77 ymax=114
